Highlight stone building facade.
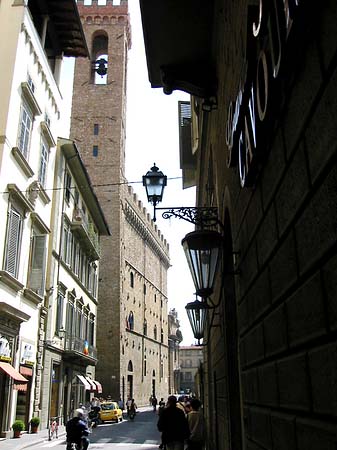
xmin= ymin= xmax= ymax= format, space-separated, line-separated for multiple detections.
xmin=70 ymin=0 xmax=170 ymax=405
xmin=140 ymin=1 xmax=337 ymax=449
xmin=168 ymin=309 xmax=182 ymax=394
xmin=0 ymin=0 xmax=87 ymax=437
xmin=179 ymin=346 xmax=203 ymax=396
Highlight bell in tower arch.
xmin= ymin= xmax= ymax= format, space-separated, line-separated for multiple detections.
xmin=94 ymin=58 xmax=108 ymax=77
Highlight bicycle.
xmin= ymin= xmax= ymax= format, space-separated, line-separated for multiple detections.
xmin=48 ymin=416 xmax=59 ymax=441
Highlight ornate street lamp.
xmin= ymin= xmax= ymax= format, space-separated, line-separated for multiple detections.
xmin=143 ymin=164 xmax=237 ymax=344
xmin=185 ymin=299 xmax=210 ymax=343
xmin=142 ymin=164 xmax=167 ymax=221
xmin=182 ymin=229 xmax=222 ymax=299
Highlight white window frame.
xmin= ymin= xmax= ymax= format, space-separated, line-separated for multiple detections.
xmin=38 ymin=137 xmax=49 ymax=187
xmin=17 ymin=102 xmax=33 ymax=159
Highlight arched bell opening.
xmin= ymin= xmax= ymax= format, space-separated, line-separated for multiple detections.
xmin=90 ymin=32 xmax=109 ymax=84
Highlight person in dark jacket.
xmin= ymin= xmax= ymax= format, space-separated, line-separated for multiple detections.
xmin=157 ymin=395 xmax=189 ymax=450
xmin=66 ymin=408 xmax=90 ymax=450
xmin=152 ymin=395 xmax=158 ymax=411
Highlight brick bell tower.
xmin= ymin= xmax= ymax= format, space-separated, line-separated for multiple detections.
xmin=70 ymin=0 xmax=131 ymax=397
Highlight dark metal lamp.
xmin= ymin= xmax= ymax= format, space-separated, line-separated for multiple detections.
xmin=185 ymin=299 xmax=209 ymax=342
xmin=142 ymin=164 xmax=167 ymax=221
xmin=182 ymin=229 xmax=222 ymax=299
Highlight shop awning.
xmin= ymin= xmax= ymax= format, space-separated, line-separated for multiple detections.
xmin=77 ymin=374 xmax=91 ymax=390
xmin=85 ymin=377 xmax=97 ymax=391
xmin=20 ymin=366 xmax=33 ymax=377
xmin=84 ymin=377 xmax=102 ymax=394
xmin=93 ymin=380 xmax=102 ymax=394
xmin=0 ymin=362 xmax=28 ymax=385
xmin=14 ymin=383 xmax=27 ymax=392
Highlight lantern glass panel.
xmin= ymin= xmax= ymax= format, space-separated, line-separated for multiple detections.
xmin=144 ymin=176 xmax=165 ymax=199
xmin=182 ymin=230 xmax=222 ymax=298
xmin=143 ymin=165 xmax=167 ymax=204
xmin=185 ymin=300 xmax=209 ymax=340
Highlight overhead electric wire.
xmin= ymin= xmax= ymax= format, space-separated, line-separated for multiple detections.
xmin=0 ymin=176 xmax=182 ymax=196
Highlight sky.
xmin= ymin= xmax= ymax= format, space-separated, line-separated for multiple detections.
xmin=125 ymin=2 xmax=197 ymax=345
xmin=60 ymin=1 xmax=197 ymax=345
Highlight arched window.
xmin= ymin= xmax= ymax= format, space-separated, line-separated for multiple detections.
xmin=143 ymin=355 xmax=147 ymax=376
xmin=130 ymin=272 xmax=134 ymax=288
xmin=91 ymin=32 xmax=109 ymax=84
xmin=161 ymin=328 xmax=164 ymax=343
xmin=127 ymin=312 xmax=134 ymax=331
xmin=160 ymin=358 xmax=164 ymax=378
xmin=128 ymin=360 xmax=133 ymax=372
xmin=154 ymin=325 xmax=157 ymax=340
xmin=143 ymin=319 xmax=147 ymax=336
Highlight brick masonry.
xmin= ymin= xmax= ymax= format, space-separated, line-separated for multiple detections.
xmin=70 ymin=0 xmax=170 ymax=405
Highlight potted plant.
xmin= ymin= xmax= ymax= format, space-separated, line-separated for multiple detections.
xmin=30 ymin=416 xmax=40 ymax=433
xmin=12 ymin=419 xmax=25 ymax=438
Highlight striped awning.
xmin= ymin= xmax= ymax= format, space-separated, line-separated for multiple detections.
xmin=85 ymin=377 xmax=97 ymax=391
xmin=93 ymin=380 xmax=102 ymax=394
xmin=77 ymin=374 xmax=91 ymax=390
xmin=85 ymin=378 xmax=103 ymax=394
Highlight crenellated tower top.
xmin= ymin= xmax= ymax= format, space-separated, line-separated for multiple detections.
xmin=76 ymin=0 xmax=131 ymax=49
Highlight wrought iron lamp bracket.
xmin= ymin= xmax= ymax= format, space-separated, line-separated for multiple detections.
xmin=157 ymin=206 xmax=223 ymax=229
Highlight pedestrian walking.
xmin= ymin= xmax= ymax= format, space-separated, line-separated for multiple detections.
xmin=126 ymin=396 xmax=132 ymax=415
xmin=157 ymin=395 xmax=189 ymax=450
xmin=118 ymin=397 xmax=124 ymax=410
xmin=152 ymin=395 xmax=158 ymax=411
xmin=186 ymin=399 xmax=205 ymax=450
xmin=158 ymin=398 xmax=166 ymax=449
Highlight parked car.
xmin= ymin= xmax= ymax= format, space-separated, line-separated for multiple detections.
xmin=99 ymin=402 xmax=123 ymax=423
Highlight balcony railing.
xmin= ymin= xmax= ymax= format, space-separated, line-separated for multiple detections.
xmin=71 ymin=208 xmax=100 ymax=260
xmin=64 ymin=335 xmax=97 ymax=361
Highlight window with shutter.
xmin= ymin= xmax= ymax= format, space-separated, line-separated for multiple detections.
xmin=18 ymin=103 xmax=33 ymax=159
xmin=38 ymin=139 xmax=49 ymax=187
xmin=65 ymin=172 xmax=72 ymax=202
xmin=66 ymin=293 xmax=76 ymax=338
xmin=28 ymin=234 xmax=47 ymax=295
xmin=4 ymin=208 xmax=22 ymax=277
xmin=89 ymin=314 xmax=95 ymax=346
xmin=56 ymin=289 xmax=65 ymax=335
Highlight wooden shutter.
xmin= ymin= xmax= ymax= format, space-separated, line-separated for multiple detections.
xmin=5 ymin=209 xmax=22 ymax=276
xmin=28 ymin=234 xmax=46 ymax=295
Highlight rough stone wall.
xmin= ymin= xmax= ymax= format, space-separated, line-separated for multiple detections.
xmin=200 ymin=1 xmax=337 ymax=449
xmin=121 ymin=186 xmax=170 ymax=405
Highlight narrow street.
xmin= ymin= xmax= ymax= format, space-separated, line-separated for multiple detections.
xmin=31 ymin=409 xmax=161 ymax=450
